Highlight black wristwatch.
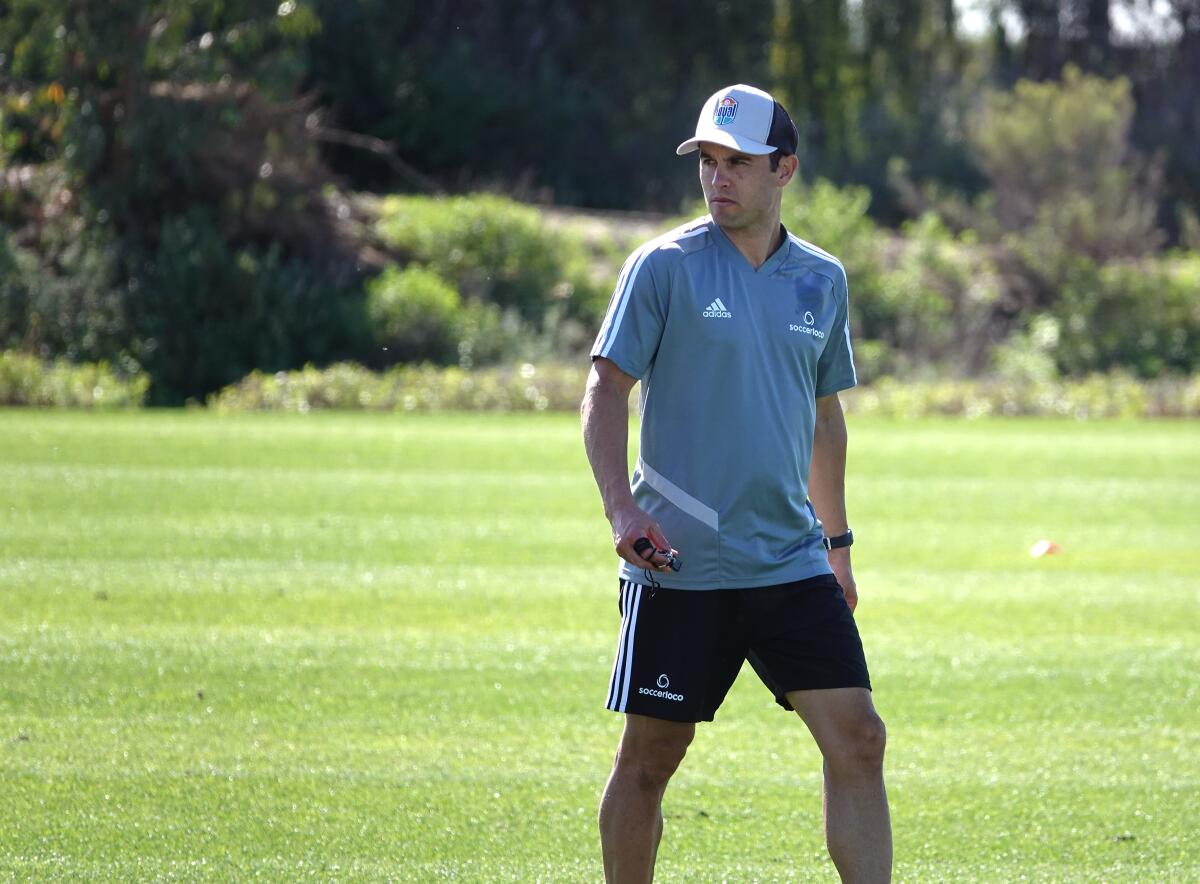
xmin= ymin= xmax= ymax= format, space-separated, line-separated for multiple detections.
xmin=822 ymin=529 xmax=854 ymax=550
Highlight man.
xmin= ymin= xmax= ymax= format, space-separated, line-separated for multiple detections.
xmin=581 ymin=84 xmax=892 ymax=883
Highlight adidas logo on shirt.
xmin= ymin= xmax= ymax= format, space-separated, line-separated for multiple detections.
xmin=702 ymin=298 xmax=732 ymax=318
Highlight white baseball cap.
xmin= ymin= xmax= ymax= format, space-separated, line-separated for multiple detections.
xmin=676 ymin=84 xmax=799 ymax=157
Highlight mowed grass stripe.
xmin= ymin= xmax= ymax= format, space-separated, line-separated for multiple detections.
xmin=1 ymin=410 xmax=1198 ymax=881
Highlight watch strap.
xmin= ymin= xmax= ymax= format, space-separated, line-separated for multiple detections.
xmin=822 ymin=529 xmax=853 ymax=550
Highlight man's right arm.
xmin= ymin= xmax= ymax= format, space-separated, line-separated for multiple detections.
xmin=581 ymin=357 xmax=676 ymax=571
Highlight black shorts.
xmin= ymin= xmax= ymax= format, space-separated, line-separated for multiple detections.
xmin=605 ymin=574 xmax=872 ymax=723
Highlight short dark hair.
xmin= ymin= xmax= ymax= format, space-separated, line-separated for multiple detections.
xmin=767 ymin=100 xmax=799 ymax=171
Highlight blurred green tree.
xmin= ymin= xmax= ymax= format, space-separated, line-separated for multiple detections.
xmin=0 ymin=0 xmax=364 ymax=403
xmin=769 ymin=0 xmax=863 ymax=180
xmin=969 ymin=65 xmax=1161 ymax=271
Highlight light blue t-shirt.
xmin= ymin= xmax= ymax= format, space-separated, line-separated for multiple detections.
xmin=591 ymin=216 xmax=857 ymax=590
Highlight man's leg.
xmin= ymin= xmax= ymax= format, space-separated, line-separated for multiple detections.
xmin=787 ymin=687 xmax=891 ymax=883
xmin=599 ymin=713 xmax=695 ymax=884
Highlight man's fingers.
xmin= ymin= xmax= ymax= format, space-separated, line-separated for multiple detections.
xmin=638 ymin=544 xmax=669 ymax=569
xmin=628 ymin=538 xmax=655 ymax=567
xmin=620 ymin=536 xmax=658 ymax=568
xmin=625 ymin=533 xmax=678 ymax=570
xmin=611 ymin=512 xmax=679 ymax=570
xmin=647 ymin=525 xmax=672 ymax=552
xmin=645 ymin=527 xmax=680 ymax=566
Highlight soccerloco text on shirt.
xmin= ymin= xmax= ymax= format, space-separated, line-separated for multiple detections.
xmin=789 ymin=309 xmax=825 ymax=339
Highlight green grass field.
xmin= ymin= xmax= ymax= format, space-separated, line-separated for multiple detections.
xmin=1 ymin=410 xmax=1198 ymax=882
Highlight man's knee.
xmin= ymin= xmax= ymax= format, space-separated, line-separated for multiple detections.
xmin=827 ymin=712 xmax=886 ymax=775
xmin=615 ymin=720 xmax=695 ymax=791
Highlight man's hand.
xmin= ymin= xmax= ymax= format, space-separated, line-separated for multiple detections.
xmin=610 ymin=502 xmax=679 ymax=572
xmin=828 ymin=547 xmax=857 ymax=612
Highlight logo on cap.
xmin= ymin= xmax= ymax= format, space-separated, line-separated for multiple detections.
xmin=714 ymin=96 xmax=738 ymax=126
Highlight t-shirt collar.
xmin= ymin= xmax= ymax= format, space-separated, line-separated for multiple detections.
xmin=707 ymin=217 xmax=791 ymax=275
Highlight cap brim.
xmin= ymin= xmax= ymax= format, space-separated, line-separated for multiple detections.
xmin=676 ymin=128 xmax=776 ymax=156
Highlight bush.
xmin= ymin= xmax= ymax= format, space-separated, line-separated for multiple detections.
xmin=839 ymin=373 xmax=1194 ymax=419
xmin=0 ymin=350 xmax=149 ymax=407
xmin=209 ymin=360 xmax=1200 ymax=419
xmin=209 ymin=361 xmax=591 ymax=413
xmin=1046 ymin=255 xmax=1200 ymax=378
xmin=969 ymin=66 xmax=1161 ymax=291
xmin=3 ymin=201 xmax=367 ymax=405
xmin=0 ymin=5 xmax=360 ymax=406
xmin=366 ymin=266 xmax=463 ymax=364
xmin=989 ymin=315 xmax=1062 ymax=384
xmin=126 ymin=210 xmax=366 ymax=404
xmin=0 ymin=166 xmax=133 ymax=366
xmin=0 ymin=239 xmax=128 ymax=364
xmin=781 ymin=180 xmax=883 ymax=285
xmin=870 ymin=214 xmax=1004 ymax=375
xmin=452 ymin=301 xmax=535 ymax=370
xmin=374 ymin=194 xmax=608 ymax=326
xmin=365 ymin=264 xmax=546 ymax=369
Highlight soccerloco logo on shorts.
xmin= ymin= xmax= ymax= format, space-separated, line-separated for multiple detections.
xmin=639 ymin=673 xmax=684 ymax=703
xmin=714 ymin=96 xmax=738 ymax=126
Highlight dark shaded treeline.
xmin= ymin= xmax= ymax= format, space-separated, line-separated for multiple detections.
xmin=3 ymin=1 xmax=1197 ymax=217
xmin=306 ymin=0 xmax=1200 ymax=224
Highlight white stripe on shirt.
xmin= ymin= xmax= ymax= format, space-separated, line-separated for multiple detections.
xmin=594 ymin=223 xmax=708 ymax=359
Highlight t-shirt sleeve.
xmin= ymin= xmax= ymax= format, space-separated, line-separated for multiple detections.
xmin=814 ymin=267 xmax=857 ymax=398
xmin=590 ymin=246 xmax=669 ymax=380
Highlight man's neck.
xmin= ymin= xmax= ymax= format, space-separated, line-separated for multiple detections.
xmin=718 ymin=209 xmax=785 ymax=270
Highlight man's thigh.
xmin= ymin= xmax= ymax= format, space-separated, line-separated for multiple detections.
xmin=786 ymin=687 xmax=880 ymax=733
xmin=786 ymin=686 xmax=885 ymax=763
xmin=742 ymin=574 xmax=872 ymax=709
xmin=615 ymin=713 xmax=697 ymax=758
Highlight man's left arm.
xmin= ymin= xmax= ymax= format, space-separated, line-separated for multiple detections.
xmin=809 ymin=392 xmax=856 ymax=611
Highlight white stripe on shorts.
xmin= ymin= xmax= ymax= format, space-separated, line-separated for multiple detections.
xmin=617 ymin=583 xmax=643 ymax=712
xmin=605 ymin=581 xmax=630 ymax=709
xmin=606 ymin=581 xmax=643 ymax=712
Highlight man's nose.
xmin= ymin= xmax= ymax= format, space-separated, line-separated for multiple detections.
xmin=709 ymin=164 xmax=730 ymax=188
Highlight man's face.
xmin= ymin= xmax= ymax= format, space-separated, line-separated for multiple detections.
xmin=698 ymin=142 xmax=791 ymax=231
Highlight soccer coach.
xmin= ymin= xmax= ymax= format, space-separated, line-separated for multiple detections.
xmin=581 ymin=84 xmax=892 ymax=883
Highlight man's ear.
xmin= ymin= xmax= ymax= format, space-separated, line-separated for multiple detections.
xmin=777 ymin=154 xmax=799 ymax=187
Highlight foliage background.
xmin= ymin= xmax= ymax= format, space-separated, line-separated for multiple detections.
xmin=0 ymin=0 xmax=1198 ymax=404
